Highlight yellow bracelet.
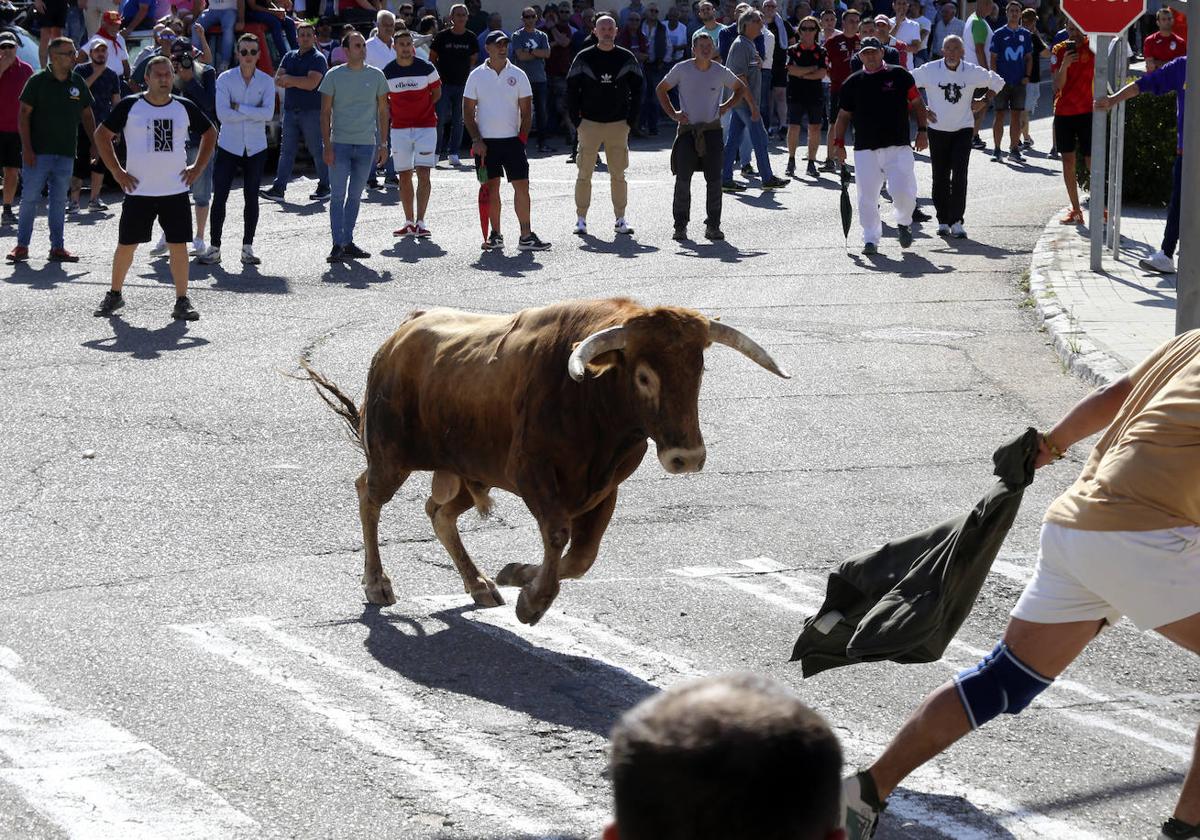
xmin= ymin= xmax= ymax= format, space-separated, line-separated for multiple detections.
xmin=1042 ymin=434 xmax=1065 ymax=461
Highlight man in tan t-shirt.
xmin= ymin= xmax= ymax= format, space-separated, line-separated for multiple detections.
xmin=842 ymin=330 xmax=1200 ymax=840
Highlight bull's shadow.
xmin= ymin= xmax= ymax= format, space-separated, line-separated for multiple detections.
xmin=355 ymin=604 xmax=657 ymax=738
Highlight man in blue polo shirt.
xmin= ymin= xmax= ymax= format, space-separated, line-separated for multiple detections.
xmin=264 ymin=21 xmax=330 ymax=201
xmin=988 ymin=0 xmax=1032 ymax=163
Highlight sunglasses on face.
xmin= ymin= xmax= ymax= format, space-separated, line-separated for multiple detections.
xmin=240 ymin=47 xmax=259 ymax=55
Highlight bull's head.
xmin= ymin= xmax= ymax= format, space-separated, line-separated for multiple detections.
xmin=567 ymin=309 xmax=790 ymax=475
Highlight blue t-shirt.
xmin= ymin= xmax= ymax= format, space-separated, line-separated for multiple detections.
xmin=120 ymin=0 xmax=149 ymax=23
xmin=509 ymin=27 xmax=549 ymax=83
xmin=1137 ymin=55 xmax=1187 ymax=152
xmin=990 ymin=25 xmax=1031 ymax=85
xmin=280 ymin=47 xmax=328 ymax=111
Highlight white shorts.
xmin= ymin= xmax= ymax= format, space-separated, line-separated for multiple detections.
xmin=390 ymin=126 xmax=437 ymax=171
xmin=1012 ymin=522 xmax=1200 ymax=631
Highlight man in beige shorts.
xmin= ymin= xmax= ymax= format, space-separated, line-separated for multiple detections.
xmin=843 ymin=330 xmax=1200 ymax=840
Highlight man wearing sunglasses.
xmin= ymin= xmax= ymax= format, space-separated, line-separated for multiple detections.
xmin=0 ymin=32 xmax=33 ymax=226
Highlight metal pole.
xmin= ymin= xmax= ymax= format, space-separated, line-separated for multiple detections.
xmin=1176 ymin=17 xmax=1200 ymax=333
xmin=1108 ymin=39 xmax=1127 ymax=255
xmin=1090 ymin=35 xmax=1111 ymax=271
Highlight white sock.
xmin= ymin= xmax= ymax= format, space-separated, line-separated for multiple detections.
xmin=415 ymin=219 xmax=424 ymax=227
xmin=404 ymin=219 xmax=414 ymax=227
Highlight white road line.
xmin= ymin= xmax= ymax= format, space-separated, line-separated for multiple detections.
xmin=173 ymin=623 xmax=558 ymax=837
xmin=0 ymin=646 xmax=257 ymax=840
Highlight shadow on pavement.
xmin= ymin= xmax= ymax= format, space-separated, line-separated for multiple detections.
xmin=883 ymin=791 xmax=1019 ymax=839
xmin=928 ymin=239 xmax=1025 ymax=260
xmin=576 ymin=233 xmax=659 ymax=258
xmin=353 ymin=604 xmax=656 ymax=738
xmin=383 ymin=240 xmax=450 ymax=263
xmin=81 ymin=317 xmax=209 ymax=359
xmin=184 ymin=265 xmax=291 ymax=294
xmin=471 ymin=251 xmax=545 ymax=278
xmin=3 ymin=262 xmax=88 ymax=290
xmin=675 ymin=240 xmax=767 ymax=263
xmin=849 ymin=249 xmax=952 ymax=275
xmin=321 ymin=262 xmax=395 ymax=289
xmin=1021 ymin=769 xmax=1183 ymax=813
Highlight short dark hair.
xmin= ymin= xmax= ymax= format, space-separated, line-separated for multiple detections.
xmin=610 ymin=673 xmax=844 ymax=840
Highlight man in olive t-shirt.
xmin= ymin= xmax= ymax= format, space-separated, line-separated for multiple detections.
xmin=8 ymin=36 xmax=96 ymax=264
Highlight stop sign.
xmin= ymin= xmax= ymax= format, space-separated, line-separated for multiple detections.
xmin=1061 ymin=0 xmax=1147 ymax=36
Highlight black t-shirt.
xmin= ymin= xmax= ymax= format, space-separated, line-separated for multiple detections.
xmin=430 ymin=28 xmax=478 ymax=86
xmin=837 ymin=64 xmax=916 ymax=150
xmin=1028 ymin=32 xmax=1045 ymax=83
xmin=786 ymin=42 xmax=825 ymax=101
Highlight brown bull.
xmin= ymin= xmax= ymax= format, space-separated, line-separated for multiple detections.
xmin=302 ymin=297 xmax=788 ymax=625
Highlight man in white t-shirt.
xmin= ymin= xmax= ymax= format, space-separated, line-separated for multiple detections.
xmin=888 ymin=0 xmax=921 ymax=68
xmin=93 ymin=56 xmax=217 ymax=320
xmin=464 ymin=30 xmax=551 ymax=252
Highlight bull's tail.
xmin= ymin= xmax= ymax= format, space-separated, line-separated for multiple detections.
xmin=297 ymin=360 xmax=365 ymax=454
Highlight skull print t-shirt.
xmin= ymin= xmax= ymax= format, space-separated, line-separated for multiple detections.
xmin=911 ymin=58 xmax=1005 ymax=132
xmin=102 ymin=94 xmax=214 ymax=196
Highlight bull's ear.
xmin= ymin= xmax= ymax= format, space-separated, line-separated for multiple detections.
xmin=585 ymin=349 xmax=624 ymax=378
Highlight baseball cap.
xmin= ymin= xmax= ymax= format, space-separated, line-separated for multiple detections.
xmin=484 ymin=29 xmax=510 ymax=44
xmin=0 ymin=32 xmax=17 ymax=46
xmin=857 ymin=35 xmax=883 ymax=52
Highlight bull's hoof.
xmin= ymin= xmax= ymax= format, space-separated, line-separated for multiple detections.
xmin=495 ymin=562 xmax=538 ymax=587
xmin=362 ymin=574 xmax=397 ymax=606
xmin=470 ymin=579 xmax=505 ymax=608
xmin=515 ymin=587 xmax=548 ymax=626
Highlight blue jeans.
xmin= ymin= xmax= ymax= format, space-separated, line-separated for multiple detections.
xmin=436 ymin=83 xmax=465 ymax=156
xmin=530 ymin=80 xmax=549 ymax=144
xmin=18 ymin=154 xmax=73 ymax=250
xmin=1163 ymin=153 xmax=1182 ymax=258
xmin=196 ymin=8 xmax=237 ymax=69
xmin=329 ymin=142 xmax=374 ymax=246
xmin=641 ymin=64 xmax=665 ymax=131
xmin=244 ymin=10 xmax=298 ymax=57
xmin=723 ymin=106 xmax=771 ymax=180
xmin=273 ymin=109 xmax=328 ymax=190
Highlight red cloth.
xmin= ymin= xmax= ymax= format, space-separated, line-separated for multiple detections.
xmin=0 ymin=59 xmax=34 ymax=133
xmin=1143 ymin=31 xmax=1186 ymax=63
xmin=1049 ymin=38 xmax=1094 ymax=117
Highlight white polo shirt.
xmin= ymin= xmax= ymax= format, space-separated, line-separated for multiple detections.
xmin=463 ymin=58 xmax=532 ymax=139
xmin=365 ymin=35 xmax=394 ymax=70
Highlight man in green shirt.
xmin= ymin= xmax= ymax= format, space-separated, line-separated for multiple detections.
xmin=7 ymin=36 xmax=96 ymax=264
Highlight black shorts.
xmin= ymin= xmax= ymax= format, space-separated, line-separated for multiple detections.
xmin=479 ymin=136 xmax=529 ymax=182
xmin=828 ymin=89 xmax=841 ymax=121
xmin=118 ymin=192 xmax=193 ymax=245
xmin=787 ymin=95 xmax=824 ymax=127
xmin=37 ymin=0 xmax=68 ymax=28
xmin=74 ymin=125 xmax=105 ymax=179
xmin=0 ymin=131 xmax=20 ymax=169
xmin=1053 ymin=113 xmax=1092 ymax=155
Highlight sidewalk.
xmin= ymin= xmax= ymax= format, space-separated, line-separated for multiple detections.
xmin=1027 ymin=205 xmax=1175 ymax=385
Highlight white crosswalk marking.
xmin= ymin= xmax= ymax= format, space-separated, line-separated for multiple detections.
xmin=0 ymin=646 xmax=257 ymax=840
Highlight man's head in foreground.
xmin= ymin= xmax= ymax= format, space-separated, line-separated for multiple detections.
xmin=605 ymin=672 xmax=846 ymax=840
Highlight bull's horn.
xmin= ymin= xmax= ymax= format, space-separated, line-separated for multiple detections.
xmin=707 ymin=320 xmax=791 ymax=379
xmin=568 ymin=325 xmax=627 ymax=381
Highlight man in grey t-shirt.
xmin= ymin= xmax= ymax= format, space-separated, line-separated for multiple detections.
xmin=657 ymin=29 xmax=752 ymax=241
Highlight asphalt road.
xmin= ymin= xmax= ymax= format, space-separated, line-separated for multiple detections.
xmin=2 ymin=115 xmax=1196 ymax=840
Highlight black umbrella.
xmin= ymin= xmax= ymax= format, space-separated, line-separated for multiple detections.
xmin=840 ymin=164 xmax=853 ymax=249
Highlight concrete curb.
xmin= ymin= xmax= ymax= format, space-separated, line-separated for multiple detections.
xmin=1026 ymin=210 xmax=1130 ymax=386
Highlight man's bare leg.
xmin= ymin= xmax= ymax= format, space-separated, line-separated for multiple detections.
xmin=1156 ymin=612 xmax=1200 ymax=824
xmin=399 ymin=169 xmax=415 ymax=221
xmin=110 ymin=243 xmax=138 ymax=292
xmin=416 ymin=167 xmax=431 ymax=220
xmin=167 ymin=242 xmax=189 ymax=298
xmin=513 ymin=179 xmax=531 ymax=237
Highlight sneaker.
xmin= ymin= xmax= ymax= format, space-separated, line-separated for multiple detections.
xmin=614 ymin=218 xmax=633 ymax=235
xmin=703 ymin=225 xmax=724 ymax=240
xmin=66 ymin=199 xmax=79 ymax=213
xmin=672 ymin=226 xmax=687 ymax=241
xmin=393 ymin=222 xmax=416 ymax=237
xmin=1021 ymin=138 xmax=1034 ymax=149
xmin=740 ymin=163 xmax=755 ymax=177
xmin=566 ymin=152 xmax=577 ymax=164
xmin=88 ymin=199 xmax=108 ymax=211
xmin=260 ymin=186 xmax=286 ymax=200
xmin=48 ymin=248 xmax=80 ymax=262
xmin=6 ymin=245 xmax=29 ymax=262
xmin=518 ymin=232 xmax=551 ymax=251
xmin=482 ymin=231 xmax=504 ymax=251
xmin=448 ymin=154 xmax=461 ymax=167
xmin=240 ymin=245 xmax=261 ymax=265
xmin=912 ymin=206 xmax=930 ymax=223
xmin=1139 ymin=250 xmax=1177 ymax=274
xmin=897 ymin=225 xmax=913 ymax=248
xmin=785 ymin=158 xmax=796 ymax=177
xmin=574 ymin=217 xmax=587 ymax=235
xmin=189 ymin=238 xmax=206 ymax=256
xmin=843 ymin=771 xmax=886 ymax=840
xmin=171 ymin=295 xmax=199 ymax=321
xmin=195 ymin=245 xmax=221 ymax=264
xmin=806 ymin=159 xmax=818 ymax=177
xmin=937 ymin=223 xmax=950 ymax=236
xmin=1009 ymin=147 xmax=1026 ymax=163
xmin=93 ymin=290 xmax=124 ymax=317
xmin=972 ymin=134 xmax=987 ymax=149
xmin=1161 ymin=817 xmax=1200 ymax=839
xmin=310 ymin=184 xmax=331 ymax=200
xmin=327 ymin=244 xmax=345 ymax=262
xmin=822 ymin=158 xmax=837 ymax=172
xmin=1049 ymin=146 xmax=1060 ymax=159
xmin=722 ymin=180 xmax=746 ymax=193
xmin=414 ymin=221 xmax=431 ymax=238
xmin=761 ymin=176 xmax=789 ymax=190
xmin=149 ymin=236 xmax=168 ymax=257
xmin=343 ymin=243 xmax=371 ymax=259
xmin=1 ymin=207 xmax=15 ymax=224
xmin=862 ymin=242 xmax=878 ymax=255
xmin=950 ymin=222 xmax=968 ymax=239
xmin=991 ymin=147 xmax=1002 ymax=162
xmin=367 ymin=176 xmax=379 ymax=189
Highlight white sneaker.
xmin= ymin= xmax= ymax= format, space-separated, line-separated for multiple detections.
xmin=195 ymin=245 xmax=221 ymax=264
xmin=149 ymin=235 xmax=168 ymax=256
xmin=936 ymin=223 xmax=950 ymax=236
xmin=842 ymin=771 xmax=885 ymax=840
xmin=574 ymin=217 xmax=587 ymax=235
xmin=189 ymin=237 xmax=206 ymax=256
xmin=448 ymin=154 xmax=461 ymax=167
xmin=240 ymin=245 xmax=261 ymax=265
xmin=1139 ymin=250 xmax=1176 ymax=274
xmin=950 ymin=222 xmax=967 ymax=239
xmin=614 ymin=217 xmax=633 ymax=235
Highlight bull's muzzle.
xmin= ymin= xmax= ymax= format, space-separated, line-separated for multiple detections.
xmin=657 ymin=446 xmax=707 ymax=474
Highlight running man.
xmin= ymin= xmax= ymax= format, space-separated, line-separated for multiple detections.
xmin=843 ymin=330 xmax=1200 ymax=840
xmin=93 ymin=56 xmax=217 ymax=320
xmin=384 ymin=28 xmax=442 ymax=239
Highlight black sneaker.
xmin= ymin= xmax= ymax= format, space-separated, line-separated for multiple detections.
xmin=0 ymin=207 xmax=15 ymax=225
xmin=260 ymin=186 xmax=286 ymax=200
xmin=991 ymin=147 xmax=1002 ymax=162
xmin=785 ymin=157 xmax=795 ymax=177
xmin=740 ymin=163 xmax=755 ymax=177
xmin=343 ymin=243 xmax=371 ymax=259
xmin=1162 ymin=817 xmax=1200 ymax=838
xmin=721 ymin=180 xmax=746 ymax=193
xmin=93 ymin=290 xmax=124 ymax=317
xmin=327 ymin=244 xmax=345 ymax=263
xmin=171 ymin=295 xmax=199 ymax=321
xmin=806 ymin=159 xmax=819 ymax=177
xmin=518 ymin=232 xmax=551 ymax=251
xmin=1009 ymin=147 xmax=1026 ymax=163
xmin=566 ymin=152 xmax=577 ymax=164
xmin=309 ymin=184 xmax=331 ymax=200
xmin=912 ymin=206 xmax=930 ymax=222
xmin=972 ymin=134 xmax=986 ymax=149
xmin=482 ymin=231 xmax=504 ymax=251
xmin=862 ymin=242 xmax=878 ymax=255
xmin=761 ymin=177 xmax=789 ymax=190
xmin=703 ymin=225 xmax=724 ymax=240
xmin=897 ymin=225 xmax=913 ymax=248
xmin=672 ymin=226 xmax=687 ymax=241
xmin=1049 ymin=146 xmax=1060 ymax=159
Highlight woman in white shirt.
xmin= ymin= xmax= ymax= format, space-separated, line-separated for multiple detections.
xmin=198 ymin=33 xmax=276 ymax=266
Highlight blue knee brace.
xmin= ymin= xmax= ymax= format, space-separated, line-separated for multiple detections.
xmin=954 ymin=641 xmax=1053 ymax=729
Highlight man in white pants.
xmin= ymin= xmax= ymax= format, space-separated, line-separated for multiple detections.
xmin=830 ymin=36 xmax=931 ymax=255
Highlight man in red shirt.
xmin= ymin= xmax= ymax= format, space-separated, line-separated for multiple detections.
xmin=1144 ymin=7 xmax=1186 ymax=72
xmin=384 ymin=29 xmax=442 ymax=238
xmin=0 ymin=32 xmax=34 ymax=225
xmin=1049 ymin=23 xmax=1094 ymax=225
xmin=823 ymin=8 xmax=859 ymax=169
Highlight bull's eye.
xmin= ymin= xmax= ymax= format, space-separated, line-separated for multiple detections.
xmin=638 ymin=373 xmax=650 ymax=385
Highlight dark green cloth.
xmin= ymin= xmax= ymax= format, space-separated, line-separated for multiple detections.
xmin=791 ymin=428 xmax=1039 ymax=677
xmin=20 ymin=69 xmax=95 ymax=157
